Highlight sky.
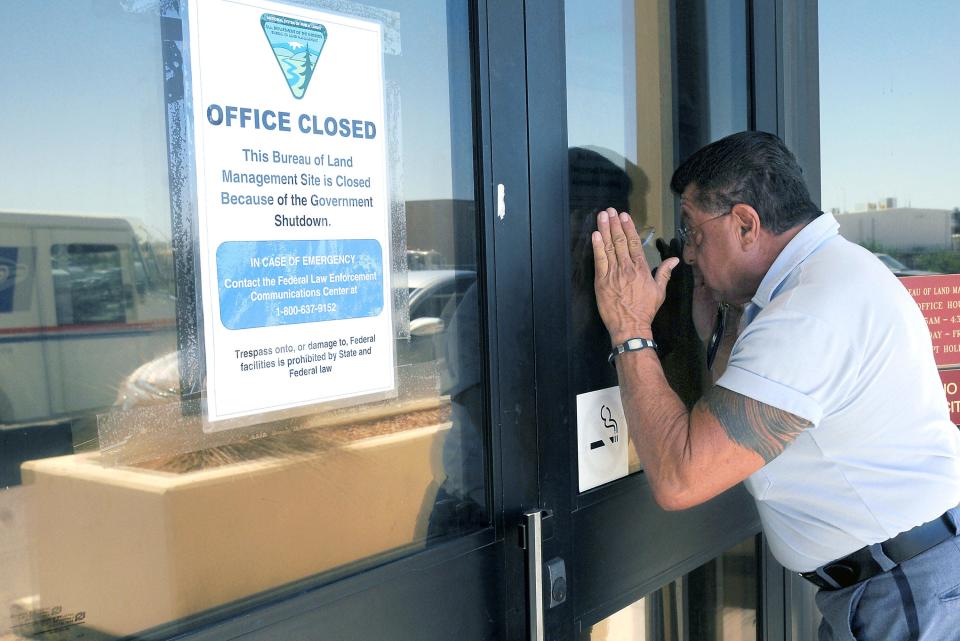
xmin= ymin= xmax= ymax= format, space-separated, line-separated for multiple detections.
xmin=3 ymin=0 xmax=956 ymax=236
xmin=0 ymin=0 xmax=462 ymax=240
xmin=819 ymin=0 xmax=960 ymax=213
xmin=565 ymin=0 xmax=960 ymax=215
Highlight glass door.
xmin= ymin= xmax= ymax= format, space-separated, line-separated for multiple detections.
xmin=0 ymin=1 xmax=537 ymax=640
xmin=525 ymin=1 xmax=767 ymax=639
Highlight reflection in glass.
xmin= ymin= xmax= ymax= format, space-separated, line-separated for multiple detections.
xmin=566 ymin=0 xmax=679 ymax=424
xmin=52 ymin=244 xmax=129 ymax=325
xmin=569 ymin=147 xmax=637 ymax=395
xmin=674 ymin=0 xmax=749 ymax=158
xmin=581 ymin=537 xmax=759 ymax=641
xmin=565 ymin=0 xmax=750 ymax=475
xmin=0 ymin=0 xmax=485 ymax=638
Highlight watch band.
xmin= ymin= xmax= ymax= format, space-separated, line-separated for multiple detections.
xmin=608 ymin=337 xmax=658 ymax=366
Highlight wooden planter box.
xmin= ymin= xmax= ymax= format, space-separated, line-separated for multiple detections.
xmin=20 ymin=422 xmax=449 ymax=637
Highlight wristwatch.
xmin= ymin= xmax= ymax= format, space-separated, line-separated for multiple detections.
xmin=608 ymin=337 xmax=658 ymax=366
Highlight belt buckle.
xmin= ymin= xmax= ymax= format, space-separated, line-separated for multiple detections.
xmin=801 ymin=562 xmax=858 ymax=590
xmin=821 ymin=561 xmax=859 ymax=589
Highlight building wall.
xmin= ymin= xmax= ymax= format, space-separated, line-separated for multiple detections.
xmin=836 ymin=208 xmax=953 ymax=251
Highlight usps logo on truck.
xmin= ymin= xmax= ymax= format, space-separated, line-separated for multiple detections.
xmin=0 ymin=247 xmax=35 ymax=314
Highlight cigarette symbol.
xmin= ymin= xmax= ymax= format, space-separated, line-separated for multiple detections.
xmin=590 ymin=405 xmax=620 ymax=449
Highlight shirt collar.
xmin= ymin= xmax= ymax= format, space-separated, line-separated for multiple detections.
xmin=750 ymin=213 xmax=838 ymax=309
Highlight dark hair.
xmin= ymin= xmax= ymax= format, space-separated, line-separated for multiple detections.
xmin=670 ymin=131 xmax=822 ymax=234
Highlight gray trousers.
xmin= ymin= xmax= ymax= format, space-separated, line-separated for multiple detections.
xmin=816 ymin=534 xmax=960 ymax=640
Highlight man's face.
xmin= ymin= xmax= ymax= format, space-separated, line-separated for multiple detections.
xmin=679 ymin=185 xmax=739 ymax=298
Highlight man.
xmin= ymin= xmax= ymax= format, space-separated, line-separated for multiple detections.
xmin=591 ymin=131 xmax=960 ymax=641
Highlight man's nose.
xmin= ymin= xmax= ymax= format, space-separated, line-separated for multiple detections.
xmin=682 ymin=241 xmax=696 ymax=264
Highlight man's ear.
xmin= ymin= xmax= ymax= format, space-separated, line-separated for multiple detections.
xmin=731 ymin=203 xmax=761 ymax=248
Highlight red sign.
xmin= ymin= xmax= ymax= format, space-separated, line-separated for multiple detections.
xmin=940 ymin=368 xmax=960 ymax=425
xmin=899 ymin=274 xmax=960 ymax=368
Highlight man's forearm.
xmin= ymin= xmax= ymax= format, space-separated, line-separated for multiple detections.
xmin=614 ymin=346 xmax=695 ymax=509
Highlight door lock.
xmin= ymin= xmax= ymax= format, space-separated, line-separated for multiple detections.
xmin=545 ymin=557 xmax=567 ymax=607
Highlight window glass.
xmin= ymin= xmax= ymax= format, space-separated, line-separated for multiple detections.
xmin=819 ymin=1 xmax=960 ymax=427
xmin=51 ymin=244 xmax=129 ymax=325
xmin=0 ymin=246 xmax=37 ymax=315
xmin=0 ymin=1 xmax=484 ymax=638
xmin=820 ymin=1 xmax=960 ymax=272
xmin=566 ymin=0 xmax=678 ymax=405
xmin=581 ymin=536 xmax=759 ymax=641
xmin=674 ymin=0 xmax=749 ymax=158
xmin=565 ymin=0 xmax=750 ymax=475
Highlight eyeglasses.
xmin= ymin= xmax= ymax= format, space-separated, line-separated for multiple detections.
xmin=677 ymin=210 xmax=731 ymax=247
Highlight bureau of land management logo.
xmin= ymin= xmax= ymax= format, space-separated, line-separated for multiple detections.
xmin=261 ymin=13 xmax=327 ymax=100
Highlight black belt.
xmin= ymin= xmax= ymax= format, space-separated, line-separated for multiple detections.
xmin=800 ymin=507 xmax=959 ymax=591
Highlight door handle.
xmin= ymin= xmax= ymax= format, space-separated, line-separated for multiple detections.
xmin=522 ymin=509 xmax=545 ymax=641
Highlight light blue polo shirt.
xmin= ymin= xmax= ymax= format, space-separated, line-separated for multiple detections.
xmin=716 ymin=213 xmax=960 ymax=572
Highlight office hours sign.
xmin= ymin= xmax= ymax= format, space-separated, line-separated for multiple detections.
xmin=900 ymin=274 xmax=960 ymax=425
xmin=186 ymin=0 xmax=394 ymax=426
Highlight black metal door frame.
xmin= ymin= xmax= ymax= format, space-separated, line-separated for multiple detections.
xmin=523 ymin=0 xmax=807 ymax=638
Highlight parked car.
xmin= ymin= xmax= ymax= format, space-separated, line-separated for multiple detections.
xmin=116 ymin=269 xmax=478 ymax=409
xmin=873 ymin=253 xmax=937 ymax=277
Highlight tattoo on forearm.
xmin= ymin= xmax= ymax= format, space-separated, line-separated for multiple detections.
xmin=702 ymin=387 xmax=811 ymax=463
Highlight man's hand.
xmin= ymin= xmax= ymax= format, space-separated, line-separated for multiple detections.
xmin=592 ymin=208 xmax=679 ymax=346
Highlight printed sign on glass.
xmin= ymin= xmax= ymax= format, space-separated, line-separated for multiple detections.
xmin=576 ymin=386 xmax=630 ymax=492
xmin=186 ymin=0 xmax=394 ymax=426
